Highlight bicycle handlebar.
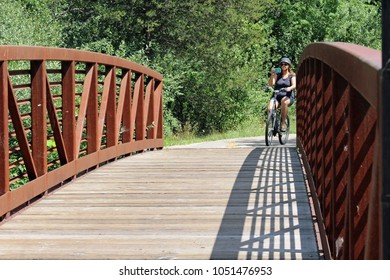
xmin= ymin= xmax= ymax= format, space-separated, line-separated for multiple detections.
xmin=263 ymin=86 xmax=284 ymax=96
xmin=263 ymin=85 xmax=287 ymax=91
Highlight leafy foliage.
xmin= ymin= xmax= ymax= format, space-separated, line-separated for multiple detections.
xmin=0 ymin=0 xmax=62 ymax=46
xmin=325 ymin=0 xmax=381 ymax=50
xmin=266 ymin=0 xmax=381 ymax=67
xmin=0 ymin=0 xmax=382 ymax=137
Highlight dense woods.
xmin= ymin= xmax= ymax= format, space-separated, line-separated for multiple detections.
xmin=0 ymin=0 xmax=381 ymax=136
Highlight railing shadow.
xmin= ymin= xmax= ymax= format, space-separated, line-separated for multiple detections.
xmin=210 ymin=146 xmax=319 ymax=259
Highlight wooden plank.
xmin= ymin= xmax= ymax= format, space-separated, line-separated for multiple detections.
xmin=0 ymin=138 xmax=320 ymax=260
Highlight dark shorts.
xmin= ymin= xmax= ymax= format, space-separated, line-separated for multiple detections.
xmin=274 ymin=92 xmax=295 ymax=106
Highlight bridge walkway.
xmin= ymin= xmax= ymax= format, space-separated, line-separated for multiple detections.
xmin=0 ymin=135 xmax=321 ymax=260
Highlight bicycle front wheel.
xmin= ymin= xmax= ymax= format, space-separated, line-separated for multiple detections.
xmin=265 ymin=112 xmax=275 ymax=146
xmin=278 ymin=115 xmax=290 ymax=145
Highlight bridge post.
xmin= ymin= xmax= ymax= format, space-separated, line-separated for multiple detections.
xmin=0 ymin=61 xmax=9 ymax=196
xmin=382 ymin=0 xmax=390 ymax=260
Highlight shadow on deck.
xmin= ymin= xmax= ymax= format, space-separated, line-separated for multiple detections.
xmin=210 ymin=146 xmax=319 ymax=259
xmin=0 ymin=136 xmax=320 ymax=259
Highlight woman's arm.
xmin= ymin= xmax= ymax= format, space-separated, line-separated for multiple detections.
xmin=268 ymin=70 xmax=277 ymax=86
xmin=286 ymin=75 xmax=296 ymax=91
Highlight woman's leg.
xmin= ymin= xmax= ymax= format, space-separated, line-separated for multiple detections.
xmin=268 ymin=98 xmax=279 ymax=113
xmin=280 ymin=97 xmax=291 ymax=130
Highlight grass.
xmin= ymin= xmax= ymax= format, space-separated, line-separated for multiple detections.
xmin=164 ymin=120 xmax=263 ymax=146
xmin=164 ymin=113 xmax=296 ymax=147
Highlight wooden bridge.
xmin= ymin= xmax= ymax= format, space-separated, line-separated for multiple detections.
xmin=0 ymin=42 xmax=387 ymax=260
xmin=0 ymin=135 xmax=320 ymax=260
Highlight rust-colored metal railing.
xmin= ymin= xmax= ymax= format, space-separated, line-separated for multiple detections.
xmin=0 ymin=46 xmax=163 ymax=219
xmin=297 ymin=42 xmax=381 ymax=259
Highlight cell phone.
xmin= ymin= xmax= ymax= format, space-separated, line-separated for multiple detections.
xmin=274 ymin=67 xmax=281 ymax=74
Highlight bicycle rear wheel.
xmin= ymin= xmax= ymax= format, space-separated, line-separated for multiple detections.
xmin=265 ymin=112 xmax=275 ymax=146
xmin=278 ymin=115 xmax=290 ymax=145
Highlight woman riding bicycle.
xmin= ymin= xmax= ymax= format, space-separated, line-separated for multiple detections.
xmin=268 ymin=57 xmax=296 ymax=132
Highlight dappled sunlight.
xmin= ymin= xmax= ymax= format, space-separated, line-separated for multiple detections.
xmin=211 ymin=147 xmax=319 ymax=260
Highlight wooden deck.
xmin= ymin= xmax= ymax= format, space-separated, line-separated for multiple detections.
xmin=0 ymin=136 xmax=321 ymax=260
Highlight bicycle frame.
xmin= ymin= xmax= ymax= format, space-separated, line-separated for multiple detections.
xmin=264 ymin=87 xmax=289 ymax=146
xmin=269 ymin=94 xmax=280 ymax=132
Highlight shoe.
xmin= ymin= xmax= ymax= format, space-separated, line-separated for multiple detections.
xmin=280 ymin=126 xmax=286 ymax=132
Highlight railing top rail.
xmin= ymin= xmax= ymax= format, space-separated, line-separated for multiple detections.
xmin=0 ymin=45 xmax=162 ymax=80
xmin=299 ymin=42 xmax=381 ymax=109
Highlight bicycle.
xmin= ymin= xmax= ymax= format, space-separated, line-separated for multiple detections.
xmin=264 ymin=86 xmax=290 ymax=146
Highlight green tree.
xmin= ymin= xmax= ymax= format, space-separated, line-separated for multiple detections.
xmin=266 ymin=0 xmax=381 ymax=66
xmin=156 ymin=0 xmax=274 ymax=133
xmin=2 ymin=0 xmax=381 ymax=136
xmin=265 ymin=0 xmax=338 ymax=65
xmin=325 ymin=0 xmax=381 ymax=50
xmin=54 ymin=0 xmax=274 ymax=133
xmin=0 ymin=0 xmax=62 ymax=46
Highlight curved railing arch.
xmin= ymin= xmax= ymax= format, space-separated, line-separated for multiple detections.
xmin=0 ymin=46 xmax=163 ymax=219
xmin=297 ymin=42 xmax=381 ymax=259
